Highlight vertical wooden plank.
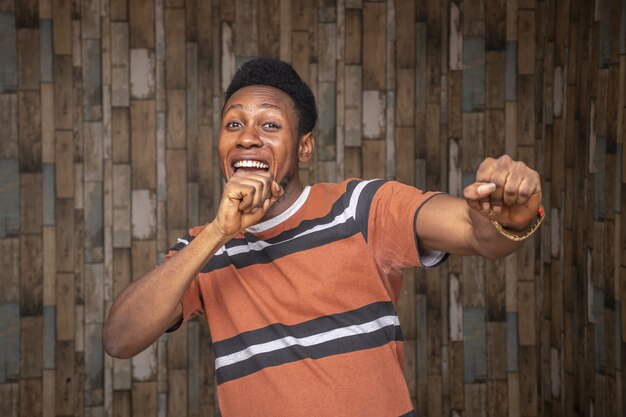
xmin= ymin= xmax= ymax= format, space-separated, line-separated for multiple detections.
xmin=0 ymin=159 xmax=20 ymax=238
xmin=235 ymin=0 xmax=258 ymax=58
xmin=129 ymin=0 xmax=154 ymax=48
xmin=17 ymin=28 xmax=40 ymax=89
xmin=18 ymin=91 xmax=42 ymax=172
xmin=362 ymin=139 xmax=385 ymax=179
xmin=166 ymin=149 xmax=187 ymax=230
xmin=0 ymin=94 xmax=18 ymax=157
xmin=258 ymin=0 xmax=278 ymax=58
xmin=463 ymin=37 xmax=486 ymax=112
xmin=132 ymin=381 xmax=157 ymax=417
xmin=111 ymin=22 xmax=130 ymax=107
xmin=20 ymin=234 xmax=43 ymax=315
xmin=19 ymin=378 xmax=42 ymax=417
xmin=518 ymin=10 xmax=536 ymax=75
xmin=0 ymin=303 xmax=20 ymax=382
xmin=131 ymin=100 xmax=156 ymax=189
xmin=166 ymin=89 xmax=186 ymax=149
xmin=362 ymin=2 xmax=386 ymax=90
xmin=165 ymin=8 xmax=186 ymax=89
xmin=0 ymin=12 xmax=17 ymax=92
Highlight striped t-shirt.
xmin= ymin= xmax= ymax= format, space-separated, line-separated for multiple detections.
xmin=167 ymin=179 xmax=447 ymax=416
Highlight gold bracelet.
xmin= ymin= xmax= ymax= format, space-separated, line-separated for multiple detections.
xmin=490 ymin=205 xmax=545 ymax=241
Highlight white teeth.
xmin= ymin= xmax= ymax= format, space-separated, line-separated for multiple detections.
xmin=233 ymin=160 xmax=269 ymax=169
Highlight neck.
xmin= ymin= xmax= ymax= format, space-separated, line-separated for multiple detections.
xmin=263 ymin=179 xmax=304 ymax=220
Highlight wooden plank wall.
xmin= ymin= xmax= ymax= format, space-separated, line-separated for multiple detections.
xmin=0 ymin=0 xmax=624 ymax=416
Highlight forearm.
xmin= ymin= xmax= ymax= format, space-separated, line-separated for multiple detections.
xmin=103 ymin=222 xmax=231 ymax=358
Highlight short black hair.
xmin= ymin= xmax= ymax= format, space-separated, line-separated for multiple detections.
xmin=223 ymin=58 xmax=317 ymax=137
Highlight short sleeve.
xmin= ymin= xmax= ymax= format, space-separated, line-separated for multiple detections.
xmin=366 ymin=181 xmax=448 ymax=271
xmin=163 ymin=231 xmax=207 ymax=331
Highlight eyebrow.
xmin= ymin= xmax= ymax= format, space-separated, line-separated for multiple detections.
xmin=224 ymin=102 xmax=282 ymax=113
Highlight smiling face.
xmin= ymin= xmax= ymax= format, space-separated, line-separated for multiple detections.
xmin=218 ymin=85 xmax=314 ymax=194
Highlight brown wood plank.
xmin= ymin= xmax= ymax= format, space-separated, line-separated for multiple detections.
xmin=362 ymin=2 xmax=386 ymax=90
xmin=361 ymin=139 xmax=385 ymax=179
xmin=345 ymin=9 xmax=362 ymax=65
xmin=19 ymin=378 xmax=42 ymax=417
xmin=518 ymin=10 xmax=536 ymax=75
xmin=259 ymin=0 xmax=280 ymax=57
xmin=131 ymin=381 xmax=157 ymax=416
xmin=165 ymin=8 xmax=186 ymax=89
xmin=166 ymin=149 xmax=187 ymax=230
xmin=17 ymin=28 xmax=39 ymax=89
xmin=18 ymin=91 xmax=41 ymax=172
xmin=166 ymin=89 xmax=186 ymax=149
xmin=130 ymin=100 xmax=156 ymax=189
xmin=129 ymin=0 xmax=154 ymax=48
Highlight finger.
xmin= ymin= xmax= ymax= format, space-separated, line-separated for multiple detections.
xmin=515 ymin=176 xmax=537 ymax=205
xmin=502 ymin=172 xmax=523 ymax=206
xmin=475 ymin=157 xmax=497 ymax=183
xmin=236 ymin=184 xmax=256 ymax=211
xmin=488 ymin=168 xmax=509 ymax=202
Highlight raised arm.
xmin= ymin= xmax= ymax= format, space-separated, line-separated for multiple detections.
xmin=103 ymin=171 xmax=283 ymax=359
xmin=415 ymin=155 xmax=543 ymax=260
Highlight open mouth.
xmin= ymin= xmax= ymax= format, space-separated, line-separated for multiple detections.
xmin=232 ymin=159 xmax=270 ymax=173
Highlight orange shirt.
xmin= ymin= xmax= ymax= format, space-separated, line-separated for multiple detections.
xmin=167 ymin=179 xmax=447 ymax=416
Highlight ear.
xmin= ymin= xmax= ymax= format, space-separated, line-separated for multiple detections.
xmin=298 ymin=132 xmax=315 ymax=162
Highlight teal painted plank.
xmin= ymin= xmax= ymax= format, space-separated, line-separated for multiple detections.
xmin=0 ymin=302 xmax=20 ymax=382
xmin=506 ymin=312 xmax=519 ymax=372
xmin=462 ymin=37 xmax=485 ymax=112
xmin=0 ymin=158 xmax=20 ymax=237
xmin=82 ymin=39 xmax=102 ymax=121
xmin=84 ymin=181 xmax=104 ymax=263
xmin=85 ymin=323 xmax=104 ymax=406
xmin=594 ymin=137 xmax=606 ymax=221
xmin=463 ymin=307 xmax=487 ymax=383
xmin=39 ymin=19 xmax=52 ymax=82
xmin=42 ymin=163 xmax=55 ymax=225
xmin=0 ymin=13 xmax=17 ymax=92
xmin=317 ymin=81 xmax=337 ymax=161
xmin=462 ymin=171 xmax=475 ymax=190
xmin=594 ymin=288 xmax=605 ymax=372
xmin=43 ymin=305 xmax=55 ymax=369
xmin=505 ymin=42 xmax=517 ymax=101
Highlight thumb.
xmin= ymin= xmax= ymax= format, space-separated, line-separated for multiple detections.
xmin=463 ymin=182 xmax=496 ymax=201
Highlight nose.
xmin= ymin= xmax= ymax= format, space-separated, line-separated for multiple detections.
xmin=236 ymin=127 xmax=263 ymax=149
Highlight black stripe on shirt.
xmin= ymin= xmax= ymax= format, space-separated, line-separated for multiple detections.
xmin=398 ymin=410 xmax=417 ymax=417
xmin=215 ymin=324 xmax=403 ymax=385
xmin=213 ymin=301 xmax=399 ymax=357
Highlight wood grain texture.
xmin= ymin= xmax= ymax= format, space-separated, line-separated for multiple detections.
xmin=1 ymin=1 xmax=624 ymax=415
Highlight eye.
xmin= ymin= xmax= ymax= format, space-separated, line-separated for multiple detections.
xmin=225 ymin=121 xmax=243 ymax=129
xmin=262 ymin=121 xmax=281 ymax=130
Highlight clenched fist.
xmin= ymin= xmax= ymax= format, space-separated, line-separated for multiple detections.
xmin=463 ymin=155 xmax=542 ymax=231
xmin=212 ymin=170 xmax=284 ymax=238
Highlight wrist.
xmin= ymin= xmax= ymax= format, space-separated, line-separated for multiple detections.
xmin=204 ymin=221 xmax=235 ymax=245
xmin=491 ymin=206 xmax=545 ymax=242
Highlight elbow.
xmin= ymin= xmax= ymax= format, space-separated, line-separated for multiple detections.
xmin=102 ymin=321 xmax=135 ymax=359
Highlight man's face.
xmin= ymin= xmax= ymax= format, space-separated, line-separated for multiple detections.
xmin=218 ymin=85 xmax=301 ymax=189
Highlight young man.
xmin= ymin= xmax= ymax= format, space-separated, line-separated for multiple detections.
xmin=104 ymin=58 xmax=543 ymax=416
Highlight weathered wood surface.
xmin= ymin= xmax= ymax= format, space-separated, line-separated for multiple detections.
xmin=1 ymin=1 xmax=624 ymax=416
